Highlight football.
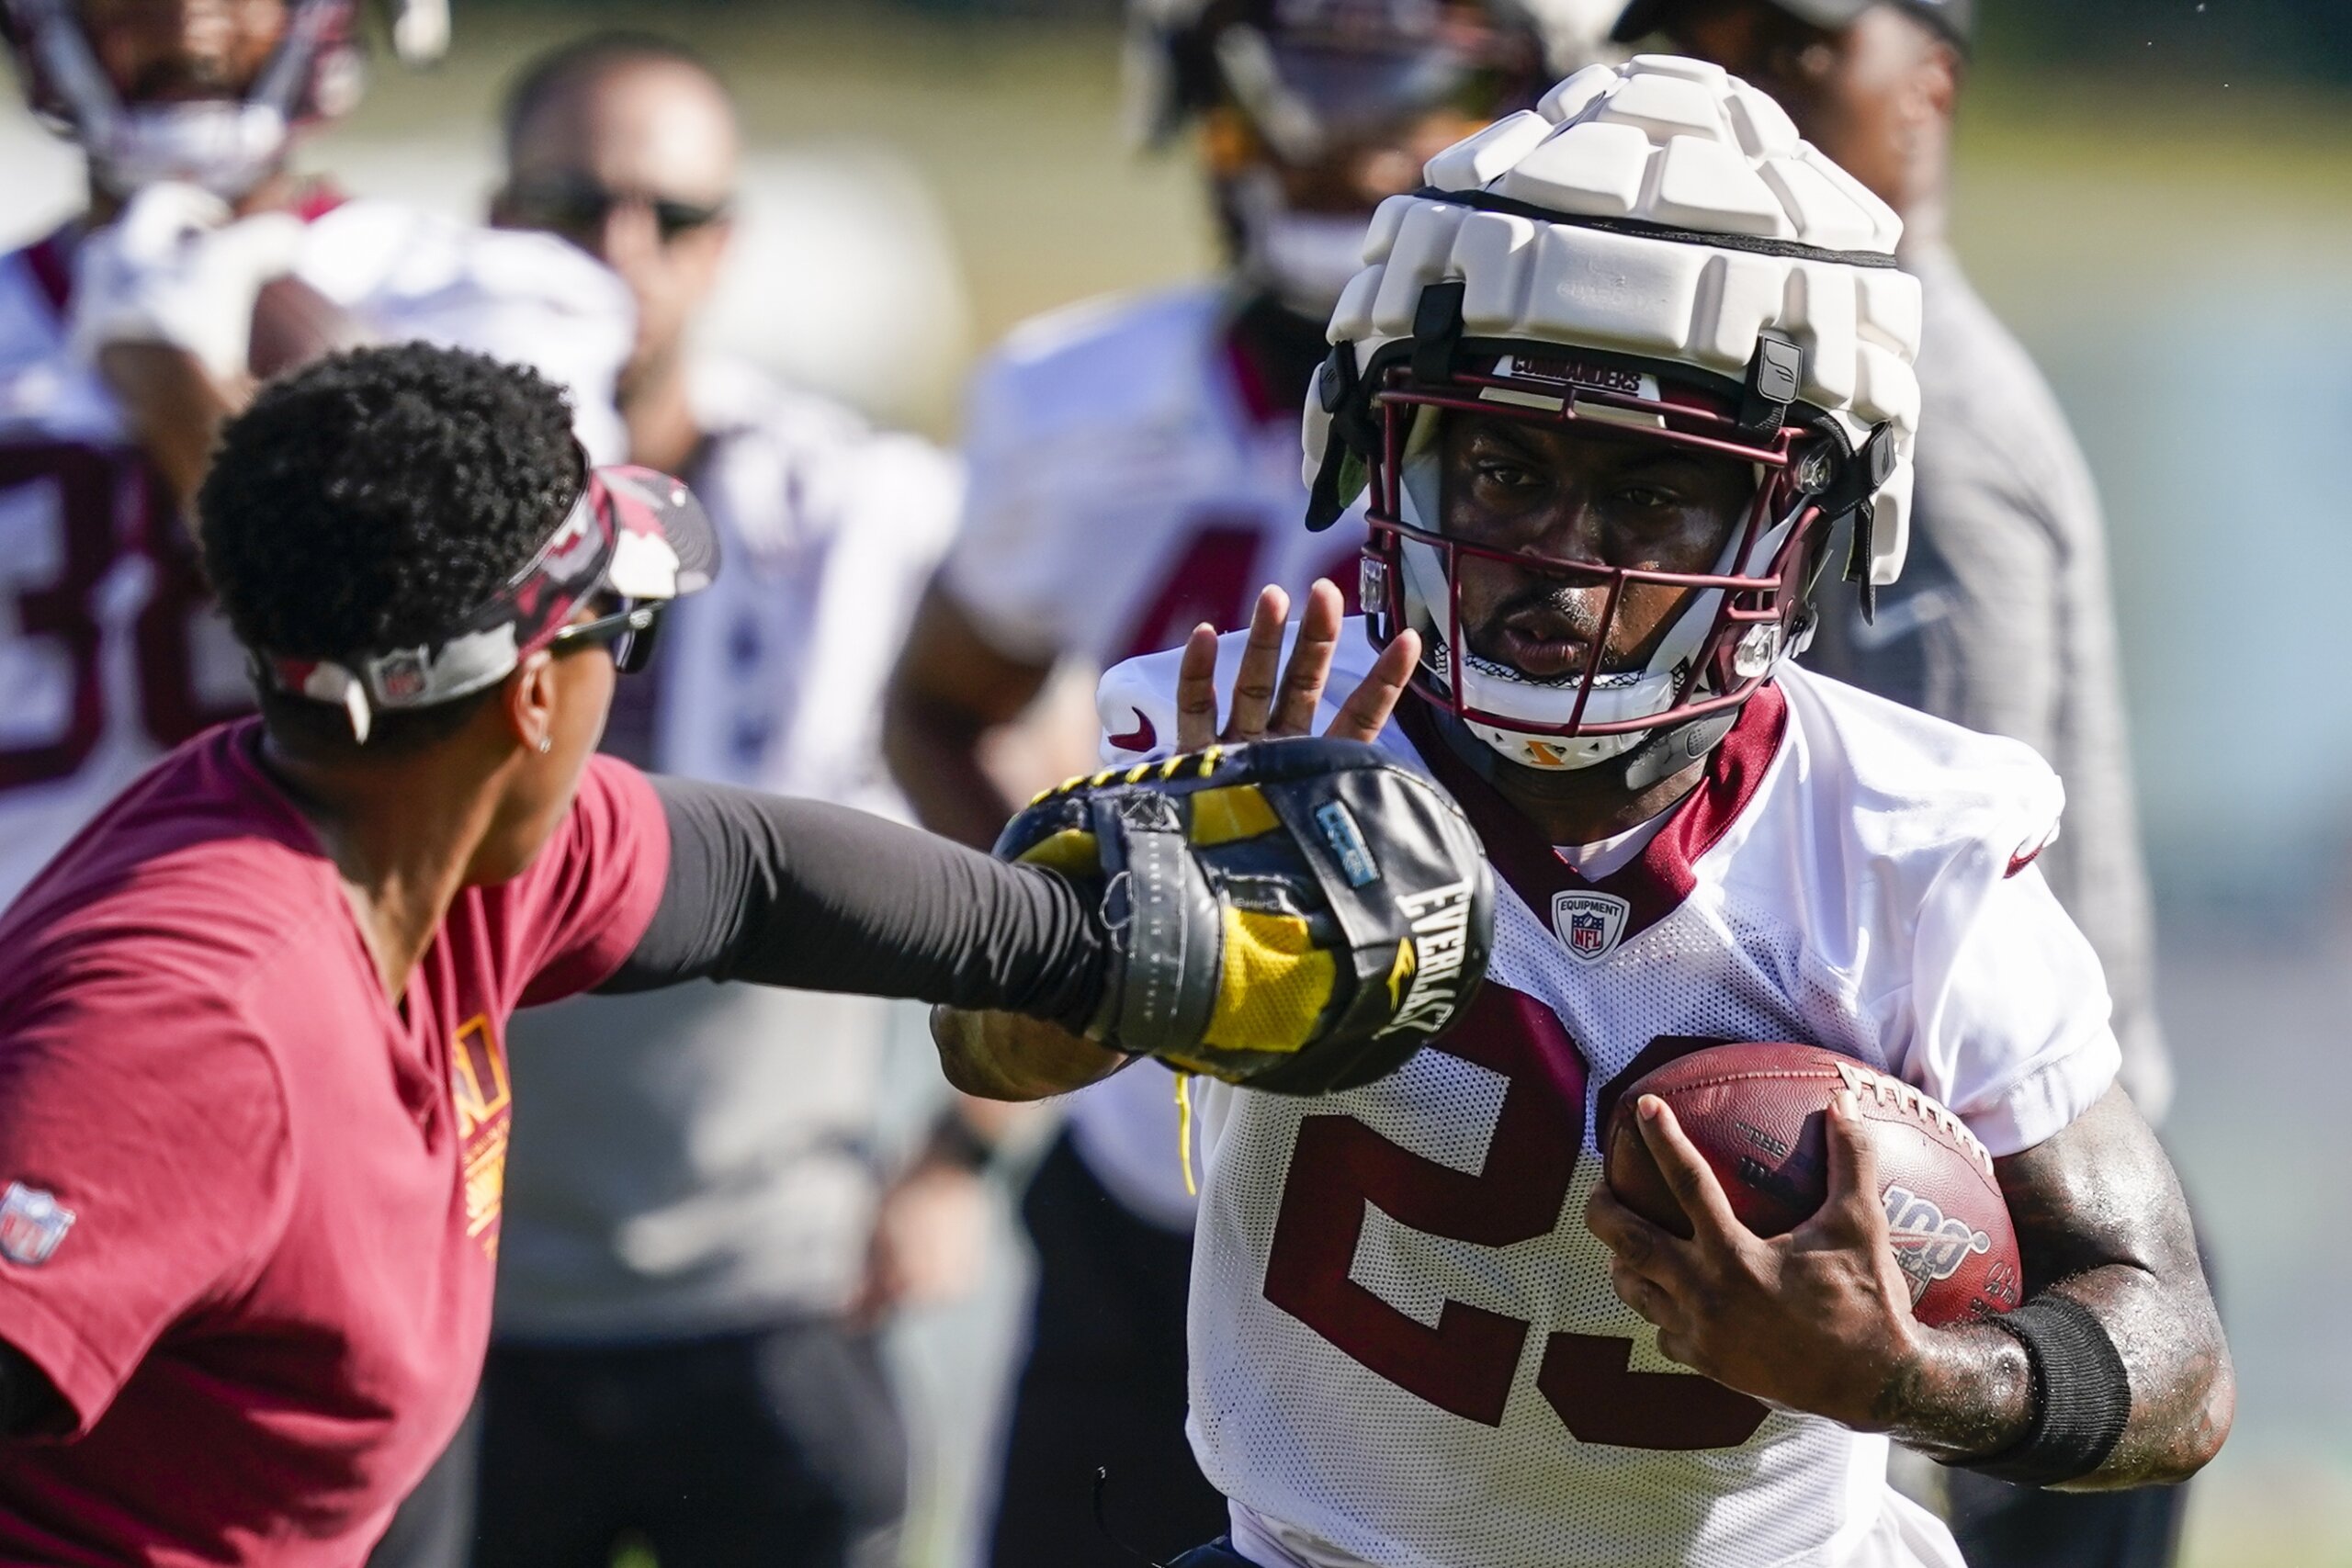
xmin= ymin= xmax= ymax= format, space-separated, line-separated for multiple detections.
xmin=1602 ymin=1043 xmax=2023 ymax=1327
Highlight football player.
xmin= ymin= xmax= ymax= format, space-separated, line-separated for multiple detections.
xmin=880 ymin=3 xmax=1610 ymax=1553
xmin=0 ymin=0 xmax=631 ymax=912
xmin=935 ymin=58 xmax=2231 ymax=1568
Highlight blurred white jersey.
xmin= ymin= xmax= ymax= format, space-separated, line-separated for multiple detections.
xmin=636 ymin=357 xmax=959 ymax=811
xmin=0 ymin=198 xmax=630 ymax=908
xmin=946 ymin=285 xmax=1369 ymax=1229
xmin=1095 ymin=624 xmax=2122 ymax=1568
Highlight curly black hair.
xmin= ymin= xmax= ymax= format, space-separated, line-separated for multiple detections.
xmin=199 ymin=341 xmax=583 ymax=663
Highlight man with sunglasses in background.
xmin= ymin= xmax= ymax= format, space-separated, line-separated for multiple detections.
xmin=462 ymin=34 xmax=972 ymax=1568
xmin=1605 ymin=5 xmax=2186 ymax=1563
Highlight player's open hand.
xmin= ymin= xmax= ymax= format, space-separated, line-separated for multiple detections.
xmin=1172 ymin=579 xmax=1419 ymax=751
xmin=1582 ymin=1090 xmax=1928 ymax=1431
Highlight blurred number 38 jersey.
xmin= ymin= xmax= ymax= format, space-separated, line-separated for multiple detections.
xmin=0 ymin=202 xmax=629 ymax=909
xmin=1096 ymin=626 xmax=2124 ymax=1568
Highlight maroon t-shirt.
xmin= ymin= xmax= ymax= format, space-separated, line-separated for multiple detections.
xmin=0 ymin=721 xmax=669 ymax=1564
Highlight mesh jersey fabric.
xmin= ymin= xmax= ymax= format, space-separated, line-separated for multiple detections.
xmin=0 ymin=206 xmax=633 ymax=912
xmin=947 ymin=284 xmax=1374 ymax=1231
xmin=1094 ymin=621 xmax=2120 ymax=1568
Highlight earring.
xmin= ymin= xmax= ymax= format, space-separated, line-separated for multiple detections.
xmin=537 ymin=736 xmax=553 ymax=755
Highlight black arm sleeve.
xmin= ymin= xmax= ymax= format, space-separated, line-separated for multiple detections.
xmin=596 ymin=776 xmax=1106 ymax=1033
xmin=0 ymin=1338 xmax=64 ymax=1439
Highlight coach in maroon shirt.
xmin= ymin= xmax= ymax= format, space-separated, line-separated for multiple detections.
xmin=0 ymin=344 xmax=1117 ymax=1565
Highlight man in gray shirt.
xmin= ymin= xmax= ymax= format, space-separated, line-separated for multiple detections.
xmin=1612 ymin=2 xmax=2183 ymax=1565
xmin=471 ymin=34 xmax=972 ymax=1568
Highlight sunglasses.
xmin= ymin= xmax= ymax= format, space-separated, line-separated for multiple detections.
xmin=549 ymin=600 xmax=665 ymax=675
xmin=502 ymin=175 xmax=731 ymax=244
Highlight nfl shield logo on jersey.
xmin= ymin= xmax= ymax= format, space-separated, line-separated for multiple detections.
xmin=0 ymin=1182 xmax=74 ymax=1267
xmin=1551 ymin=890 xmax=1632 ymax=964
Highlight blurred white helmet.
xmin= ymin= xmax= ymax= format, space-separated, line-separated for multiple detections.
xmin=1125 ymin=0 xmax=1623 ymax=316
xmin=0 ymin=0 xmax=448 ymax=199
xmin=1302 ymin=54 xmax=1921 ymax=773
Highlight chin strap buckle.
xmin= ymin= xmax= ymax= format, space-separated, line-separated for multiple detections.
xmin=1738 ymin=331 xmax=1804 ymax=437
xmin=1410 ymin=281 xmax=1465 ymax=386
xmin=1306 ymin=344 xmax=1365 ymax=533
xmin=1845 ymin=500 xmax=1879 ymax=625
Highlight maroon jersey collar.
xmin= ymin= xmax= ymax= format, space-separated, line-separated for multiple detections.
xmin=1395 ymin=684 xmax=1789 ymax=947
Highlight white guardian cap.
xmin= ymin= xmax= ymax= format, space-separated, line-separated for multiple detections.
xmin=1301 ymin=54 xmax=1921 ymax=773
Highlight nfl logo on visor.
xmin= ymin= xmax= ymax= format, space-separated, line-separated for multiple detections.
xmin=0 ymin=1181 xmax=74 ymax=1268
xmin=1552 ymin=890 xmax=1631 ymax=964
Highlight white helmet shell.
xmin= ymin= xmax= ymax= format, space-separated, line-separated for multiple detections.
xmin=1302 ymin=54 xmax=1923 ymax=771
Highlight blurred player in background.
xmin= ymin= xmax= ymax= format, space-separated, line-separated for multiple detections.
xmin=470 ymin=34 xmax=969 ymax=1568
xmin=1609 ymin=2 xmax=2185 ymax=1562
xmin=883 ymin=2 xmax=1616 ymax=1555
xmin=0 ymin=0 xmax=632 ymax=915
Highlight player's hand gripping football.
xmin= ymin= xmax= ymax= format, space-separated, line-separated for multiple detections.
xmin=1584 ymin=1090 xmax=1933 ymax=1431
xmin=1172 ymin=579 xmax=1421 ymax=750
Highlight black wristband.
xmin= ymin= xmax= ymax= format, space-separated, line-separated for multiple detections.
xmin=1951 ymin=1293 xmax=2132 ymax=1486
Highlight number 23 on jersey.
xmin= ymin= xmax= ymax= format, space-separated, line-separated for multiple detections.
xmin=1261 ymin=985 xmax=1771 ymax=1451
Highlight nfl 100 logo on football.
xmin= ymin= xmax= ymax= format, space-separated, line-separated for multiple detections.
xmin=1551 ymin=890 xmax=1631 ymax=964
xmin=0 ymin=1181 xmax=74 ymax=1268
xmin=1882 ymin=1184 xmax=1993 ymax=1304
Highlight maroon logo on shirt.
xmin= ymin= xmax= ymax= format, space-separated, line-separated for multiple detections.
xmin=0 ymin=1181 xmax=74 ymax=1267
xmin=1108 ymin=709 xmax=1158 ymax=753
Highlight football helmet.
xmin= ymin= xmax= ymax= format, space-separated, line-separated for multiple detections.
xmin=0 ymin=0 xmax=449 ymax=198
xmin=1301 ymin=54 xmax=1922 ymax=774
xmin=1126 ymin=0 xmax=1623 ymax=314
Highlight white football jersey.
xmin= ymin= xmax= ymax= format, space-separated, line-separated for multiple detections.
xmin=0 ymin=202 xmax=630 ymax=908
xmin=947 ymin=285 xmax=1372 ymax=1229
xmin=1094 ymin=622 xmax=2122 ymax=1568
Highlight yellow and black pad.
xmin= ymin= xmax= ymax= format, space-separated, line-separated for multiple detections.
xmin=994 ymin=737 xmax=1492 ymax=1096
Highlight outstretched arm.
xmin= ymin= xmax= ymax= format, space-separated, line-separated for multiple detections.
xmin=598 ymin=780 xmax=1108 ymax=1035
xmin=1587 ymin=1083 xmax=2231 ymax=1489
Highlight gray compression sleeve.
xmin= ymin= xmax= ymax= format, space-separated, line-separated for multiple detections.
xmin=597 ymin=776 xmax=1106 ymax=1033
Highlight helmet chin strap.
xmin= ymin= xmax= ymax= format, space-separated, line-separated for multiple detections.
xmin=93 ymin=103 xmax=289 ymax=199
xmin=1425 ymin=695 xmax=1745 ymax=806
